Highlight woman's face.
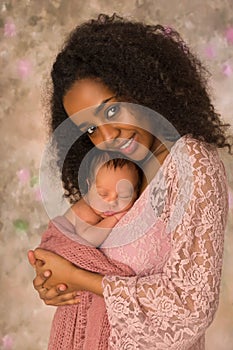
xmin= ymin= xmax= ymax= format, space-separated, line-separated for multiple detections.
xmin=63 ymin=78 xmax=158 ymax=161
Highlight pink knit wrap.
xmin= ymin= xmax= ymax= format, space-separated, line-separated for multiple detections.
xmin=40 ymin=219 xmax=135 ymax=350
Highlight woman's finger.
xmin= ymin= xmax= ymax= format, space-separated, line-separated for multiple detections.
xmin=34 ymin=248 xmax=51 ymax=261
xmin=41 ymin=285 xmax=67 ymax=299
xmin=27 ymin=250 xmax=36 ymax=267
xmin=37 ymin=286 xmax=51 ymax=300
xmin=35 ymin=259 xmax=45 ymax=269
xmin=55 ymin=298 xmax=81 ymax=306
xmin=33 ymin=272 xmax=50 ymax=290
xmin=42 ymin=290 xmax=81 ymax=306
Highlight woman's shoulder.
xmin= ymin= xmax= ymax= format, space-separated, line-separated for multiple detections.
xmin=171 ymin=134 xmax=222 ymax=167
xmin=174 ymin=134 xmax=216 ymax=151
xmin=166 ymin=135 xmax=228 ymax=197
xmin=158 ymin=135 xmax=228 ymax=229
xmin=159 ymin=134 xmax=227 ymax=191
xmin=150 ymin=135 xmax=225 ymax=188
xmin=150 ymin=135 xmax=221 ymax=189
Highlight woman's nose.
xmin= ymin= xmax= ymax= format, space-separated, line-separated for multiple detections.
xmin=98 ymin=124 xmax=120 ymax=145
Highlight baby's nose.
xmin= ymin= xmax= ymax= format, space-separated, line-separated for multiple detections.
xmin=107 ymin=197 xmax=118 ymax=208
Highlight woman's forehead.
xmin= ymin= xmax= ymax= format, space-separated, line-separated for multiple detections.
xmin=63 ymin=78 xmax=115 ymax=117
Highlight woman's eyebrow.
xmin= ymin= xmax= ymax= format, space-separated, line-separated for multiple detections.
xmin=77 ymin=95 xmax=118 ymax=129
xmin=94 ymin=95 xmax=117 ymax=116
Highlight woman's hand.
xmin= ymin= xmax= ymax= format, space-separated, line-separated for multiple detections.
xmin=27 ymin=249 xmax=82 ymax=306
xmin=27 ymin=248 xmax=104 ymax=306
xmin=32 ymin=279 xmax=81 ymax=306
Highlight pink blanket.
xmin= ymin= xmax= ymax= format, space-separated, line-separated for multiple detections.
xmin=40 ymin=218 xmax=135 ymax=350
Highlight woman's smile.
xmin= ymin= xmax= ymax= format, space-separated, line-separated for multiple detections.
xmin=118 ymin=134 xmax=137 ymax=154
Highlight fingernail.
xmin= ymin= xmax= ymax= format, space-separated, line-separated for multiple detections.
xmin=44 ymin=271 xmax=50 ymax=277
xmin=59 ymin=285 xmax=66 ymax=292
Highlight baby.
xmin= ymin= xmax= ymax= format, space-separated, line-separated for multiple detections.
xmin=65 ymin=152 xmax=142 ymax=247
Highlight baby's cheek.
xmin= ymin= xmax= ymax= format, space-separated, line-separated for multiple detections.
xmin=118 ymin=198 xmax=133 ymax=211
xmin=88 ymin=195 xmax=109 ymax=212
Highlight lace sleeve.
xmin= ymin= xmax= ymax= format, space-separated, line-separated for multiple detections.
xmin=102 ymin=139 xmax=229 ymax=349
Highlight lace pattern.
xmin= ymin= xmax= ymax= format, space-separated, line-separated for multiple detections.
xmin=102 ymin=136 xmax=229 ymax=349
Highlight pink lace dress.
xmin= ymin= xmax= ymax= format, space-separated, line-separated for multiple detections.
xmin=100 ymin=135 xmax=229 ymax=349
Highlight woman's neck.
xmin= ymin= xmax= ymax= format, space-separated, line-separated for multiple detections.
xmin=140 ymin=140 xmax=173 ymax=193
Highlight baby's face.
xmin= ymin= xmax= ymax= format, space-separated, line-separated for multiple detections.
xmin=87 ymin=164 xmax=139 ymax=218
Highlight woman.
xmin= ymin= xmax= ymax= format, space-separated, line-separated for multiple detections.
xmin=28 ymin=14 xmax=232 ymax=349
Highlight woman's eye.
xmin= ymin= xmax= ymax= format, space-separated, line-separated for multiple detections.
xmin=105 ymin=104 xmax=119 ymax=120
xmin=86 ymin=125 xmax=97 ymax=135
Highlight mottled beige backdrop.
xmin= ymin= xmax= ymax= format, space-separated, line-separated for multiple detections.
xmin=0 ymin=1 xmax=233 ymax=349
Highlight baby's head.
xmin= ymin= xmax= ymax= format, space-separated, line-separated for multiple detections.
xmin=86 ymin=152 xmax=142 ymax=218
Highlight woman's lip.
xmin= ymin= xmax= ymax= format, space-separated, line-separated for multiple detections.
xmin=117 ymin=135 xmax=138 ymax=155
xmin=119 ymin=137 xmax=133 ymax=149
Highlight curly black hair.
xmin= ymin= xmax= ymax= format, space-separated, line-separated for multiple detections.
xmin=48 ymin=13 xmax=232 ymax=203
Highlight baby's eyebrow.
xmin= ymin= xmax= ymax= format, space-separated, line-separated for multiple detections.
xmin=96 ymin=186 xmax=108 ymax=191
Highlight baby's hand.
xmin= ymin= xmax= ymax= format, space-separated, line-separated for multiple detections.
xmin=114 ymin=211 xmax=128 ymax=221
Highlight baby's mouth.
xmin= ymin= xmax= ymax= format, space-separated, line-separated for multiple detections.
xmin=102 ymin=211 xmax=116 ymax=216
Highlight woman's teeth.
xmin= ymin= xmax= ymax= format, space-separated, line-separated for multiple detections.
xmin=120 ymin=138 xmax=133 ymax=149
